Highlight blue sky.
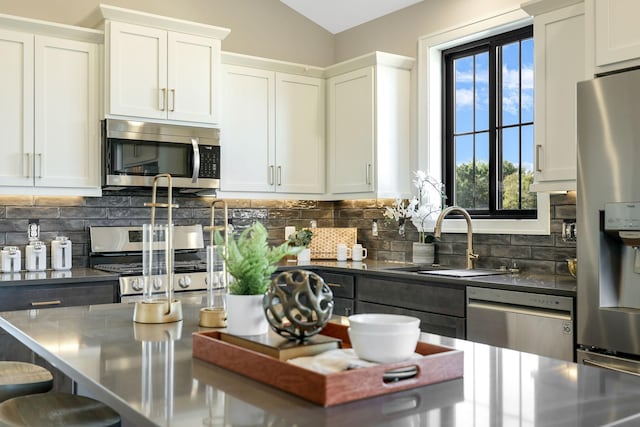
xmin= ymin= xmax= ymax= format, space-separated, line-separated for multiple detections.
xmin=452 ymin=39 xmax=534 ymax=172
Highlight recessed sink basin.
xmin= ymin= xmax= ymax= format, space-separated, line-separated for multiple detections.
xmin=416 ymin=269 xmax=510 ymax=278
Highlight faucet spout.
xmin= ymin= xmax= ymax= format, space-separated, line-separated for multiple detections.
xmin=434 ymin=206 xmax=477 ymax=269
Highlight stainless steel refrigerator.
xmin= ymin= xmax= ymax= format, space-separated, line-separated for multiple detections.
xmin=577 ymin=68 xmax=640 ymax=374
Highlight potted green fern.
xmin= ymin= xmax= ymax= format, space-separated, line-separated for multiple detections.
xmin=215 ymin=221 xmax=301 ymax=335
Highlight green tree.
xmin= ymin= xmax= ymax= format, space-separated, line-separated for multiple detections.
xmin=455 ymin=161 xmax=489 ymax=209
xmin=502 ymin=169 xmax=536 ymax=209
xmin=455 ymin=161 xmax=536 ymax=210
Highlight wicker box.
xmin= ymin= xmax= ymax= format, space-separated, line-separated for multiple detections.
xmin=308 ymin=228 xmax=358 ymax=259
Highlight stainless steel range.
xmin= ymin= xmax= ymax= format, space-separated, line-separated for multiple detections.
xmin=90 ymin=225 xmax=207 ymax=301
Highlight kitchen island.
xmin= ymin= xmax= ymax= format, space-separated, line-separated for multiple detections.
xmin=1 ymin=303 xmax=639 ymax=426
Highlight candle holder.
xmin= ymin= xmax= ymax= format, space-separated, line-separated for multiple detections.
xmin=200 ymin=199 xmax=229 ymax=328
xmin=133 ymin=174 xmax=183 ymax=324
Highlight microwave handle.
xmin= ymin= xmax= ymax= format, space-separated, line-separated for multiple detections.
xmin=191 ymin=138 xmax=200 ymax=183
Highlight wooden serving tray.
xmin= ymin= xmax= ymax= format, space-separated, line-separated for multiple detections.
xmin=192 ymin=322 xmax=463 ymax=407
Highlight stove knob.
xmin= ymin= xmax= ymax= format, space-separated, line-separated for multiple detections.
xmin=131 ymin=278 xmax=143 ymax=292
xmin=178 ymin=276 xmax=191 ymax=289
xmin=152 ymin=277 xmax=162 ymax=291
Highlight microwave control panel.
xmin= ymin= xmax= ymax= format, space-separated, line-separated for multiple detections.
xmin=199 ymin=145 xmax=220 ymax=179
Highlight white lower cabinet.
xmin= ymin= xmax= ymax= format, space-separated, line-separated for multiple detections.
xmin=0 ymin=22 xmax=102 ymax=196
xmin=220 ymin=60 xmax=324 ymax=195
xmin=524 ymin=0 xmax=587 ymax=192
xmin=326 ymin=53 xmax=414 ymax=198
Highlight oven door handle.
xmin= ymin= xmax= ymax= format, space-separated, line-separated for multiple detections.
xmin=191 ymin=138 xmax=200 ymax=183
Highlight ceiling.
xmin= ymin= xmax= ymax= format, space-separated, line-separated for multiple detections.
xmin=280 ymin=0 xmax=424 ymax=34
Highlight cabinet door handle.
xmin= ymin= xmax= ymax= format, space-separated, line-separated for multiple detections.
xmin=31 ymin=300 xmax=61 ymax=307
xmin=535 ymin=145 xmax=542 ymax=172
xmin=159 ymin=88 xmax=166 ymax=111
xmin=24 ymin=153 xmax=31 ymax=178
xmin=366 ymin=163 xmax=372 ymax=185
xmin=37 ymin=153 xmax=43 ymax=179
xmin=277 ymin=166 xmax=282 ymax=186
xmin=170 ymin=89 xmax=176 ymax=112
xmin=269 ymin=165 xmax=274 ymax=185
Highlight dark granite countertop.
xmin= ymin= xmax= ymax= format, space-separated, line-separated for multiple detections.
xmin=0 ymin=302 xmax=638 ymax=426
xmin=0 ymin=268 xmax=119 ymax=286
xmin=277 ymin=260 xmax=577 ymax=297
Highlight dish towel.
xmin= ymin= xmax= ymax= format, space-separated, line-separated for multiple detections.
xmin=287 ymin=349 xmax=379 ymax=374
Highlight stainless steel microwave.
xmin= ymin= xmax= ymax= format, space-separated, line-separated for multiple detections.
xmin=102 ymin=119 xmax=220 ymax=191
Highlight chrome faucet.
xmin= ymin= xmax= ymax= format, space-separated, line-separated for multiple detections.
xmin=434 ymin=206 xmax=478 ymax=269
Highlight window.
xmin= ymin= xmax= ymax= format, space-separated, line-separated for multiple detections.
xmin=443 ymin=26 xmax=534 ymax=219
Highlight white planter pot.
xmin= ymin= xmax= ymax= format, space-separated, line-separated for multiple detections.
xmin=412 ymin=242 xmax=435 ymax=265
xmin=226 ymin=294 xmax=269 ymax=336
xmin=297 ymin=247 xmax=311 ymax=263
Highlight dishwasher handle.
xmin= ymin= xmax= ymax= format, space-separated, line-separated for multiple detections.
xmin=582 ymin=358 xmax=640 ymax=377
xmin=467 ymin=300 xmax=572 ymax=321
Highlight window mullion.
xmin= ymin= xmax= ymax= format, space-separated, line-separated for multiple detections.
xmin=489 ymin=42 xmax=498 ymax=214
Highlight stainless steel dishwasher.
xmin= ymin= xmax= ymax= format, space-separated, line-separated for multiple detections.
xmin=466 ymin=286 xmax=574 ymax=361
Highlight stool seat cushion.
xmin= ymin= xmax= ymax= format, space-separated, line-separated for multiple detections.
xmin=0 ymin=362 xmax=53 ymax=403
xmin=0 ymin=393 xmax=120 ymax=427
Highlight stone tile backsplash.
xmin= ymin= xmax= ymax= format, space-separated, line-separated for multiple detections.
xmin=0 ymin=191 xmax=576 ymax=276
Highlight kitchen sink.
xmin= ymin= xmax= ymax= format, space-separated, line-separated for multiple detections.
xmin=415 ymin=269 xmax=511 ymax=278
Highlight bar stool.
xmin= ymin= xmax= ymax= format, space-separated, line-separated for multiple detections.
xmin=0 ymin=393 xmax=121 ymax=427
xmin=0 ymin=362 xmax=53 ymax=403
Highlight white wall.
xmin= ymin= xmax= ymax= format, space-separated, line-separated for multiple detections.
xmin=0 ymin=0 xmax=336 ymax=66
xmin=334 ymin=0 xmax=524 ymax=61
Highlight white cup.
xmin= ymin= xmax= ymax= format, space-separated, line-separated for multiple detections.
xmin=336 ymin=244 xmax=352 ymax=261
xmin=352 ymin=244 xmax=367 ymax=262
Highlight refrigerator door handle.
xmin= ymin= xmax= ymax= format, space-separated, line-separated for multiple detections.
xmin=582 ymin=358 xmax=640 ymax=377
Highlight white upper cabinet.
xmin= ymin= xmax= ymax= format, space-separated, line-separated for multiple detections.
xmin=275 ymin=73 xmax=325 ymax=194
xmin=326 ymin=52 xmax=414 ymax=198
xmin=588 ymin=0 xmax=640 ymax=74
xmin=35 ymin=36 xmax=100 ymax=191
xmin=220 ymin=65 xmax=275 ymax=193
xmin=220 ymin=54 xmax=325 ymax=197
xmin=0 ymin=28 xmax=33 ymax=189
xmin=523 ymin=0 xmax=587 ymax=192
xmin=327 ymin=67 xmax=375 ymax=194
xmin=0 ymin=17 xmax=102 ymax=196
xmin=101 ymin=5 xmax=229 ymax=126
xmin=107 ymin=22 xmax=167 ymax=120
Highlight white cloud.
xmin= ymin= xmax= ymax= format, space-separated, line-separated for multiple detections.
xmin=502 ymin=64 xmax=534 ymax=116
xmin=455 ymin=67 xmax=489 ymax=110
xmin=456 ymin=88 xmax=474 ymax=107
xmin=454 ymin=63 xmax=533 ymax=117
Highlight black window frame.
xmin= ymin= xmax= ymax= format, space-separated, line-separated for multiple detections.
xmin=442 ymin=25 xmax=535 ymax=220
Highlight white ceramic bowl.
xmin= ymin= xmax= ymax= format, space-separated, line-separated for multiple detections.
xmin=348 ymin=327 xmax=420 ymax=363
xmin=348 ymin=313 xmax=420 ymax=334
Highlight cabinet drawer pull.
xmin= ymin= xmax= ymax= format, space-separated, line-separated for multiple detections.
xmin=326 ymin=282 xmax=342 ymax=288
xmin=31 ymin=300 xmax=61 ymax=307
